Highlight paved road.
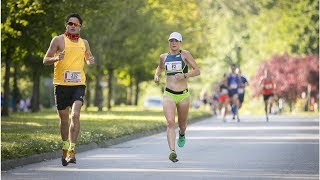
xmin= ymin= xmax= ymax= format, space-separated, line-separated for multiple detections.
xmin=2 ymin=115 xmax=319 ymax=180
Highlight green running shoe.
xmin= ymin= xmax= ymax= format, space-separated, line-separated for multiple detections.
xmin=177 ymin=131 xmax=186 ymax=147
xmin=169 ymin=150 xmax=178 ymax=163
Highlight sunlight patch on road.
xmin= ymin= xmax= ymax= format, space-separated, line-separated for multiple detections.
xmin=187 ymin=135 xmax=319 ymax=140
xmin=188 ymin=126 xmax=319 ymax=131
xmin=81 ymin=154 xmax=140 ymax=160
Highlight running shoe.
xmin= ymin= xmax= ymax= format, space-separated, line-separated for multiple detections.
xmin=169 ymin=150 xmax=179 ymax=163
xmin=266 ymin=115 xmax=269 ymax=122
xmin=61 ymin=149 xmax=68 ymax=166
xmin=177 ymin=131 xmax=186 ymax=147
xmin=65 ymin=150 xmax=76 ymax=164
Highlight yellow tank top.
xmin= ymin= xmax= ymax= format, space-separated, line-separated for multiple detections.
xmin=53 ymin=35 xmax=86 ymax=86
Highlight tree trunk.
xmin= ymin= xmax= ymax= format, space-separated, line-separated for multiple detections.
xmin=235 ymin=45 xmax=242 ymax=67
xmin=94 ymin=73 xmax=103 ymax=111
xmin=107 ymin=68 xmax=113 ymax=111
xmin=126 ymin=75 xmax=133 ymax=105
xmin=94 ymin=60 xmax=103 ymax=111
xmin=12 ymin=65 xmax=21 ymax=112
xmin=85 ymin=77 xmax=91 ymax=111
xmin=134 ymin=75 xmax=140 ymax=106
xmin=31 ymin=68 xmax=40 ymax=112
xmin=289 ymin=100 xmax=293 ymax=112
xmin=1 ymin=51 xmax=11 ymax=117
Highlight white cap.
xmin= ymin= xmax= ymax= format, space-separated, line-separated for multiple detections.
xmin=168 ymin=32 xmax=182 ymax=41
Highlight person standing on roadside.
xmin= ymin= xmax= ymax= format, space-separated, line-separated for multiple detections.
xmin=154 ymin=32 xmax=200 ymax=163
xmin=260 ymin=70 xmax=275 ymax=122
xmin=43 ymin=13 xmax=95 ymax=166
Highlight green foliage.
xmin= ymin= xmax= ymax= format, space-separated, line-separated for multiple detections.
xmin=195 ymin=0 xmax=318 ymax=96
xmin=1 ymin=0 xmax=44 ymax=40
xmin=1 ymin=0 xmax=318 ymax=114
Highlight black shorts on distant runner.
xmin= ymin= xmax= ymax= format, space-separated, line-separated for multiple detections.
xmin=54 ymin=85 xmax=86 ymax=110
xmin=238 ymin=93 xmax=245 ymax=104
xmin=263 ymin=94 xmax=273 ymax=102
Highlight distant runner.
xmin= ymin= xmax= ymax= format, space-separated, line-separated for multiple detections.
xmin=218 ymin=74 xmax=230 ymax=122
xmin=237 ymin=68 xmax=249 ymax=110
xmin=260 ymin=70 xmax=275 ymax=122
xmin=227 ymin=64 xmax=241 ymax=122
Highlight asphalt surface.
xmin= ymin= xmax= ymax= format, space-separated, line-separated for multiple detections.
xmin=1 ymin=114 xmax=319 ymax=180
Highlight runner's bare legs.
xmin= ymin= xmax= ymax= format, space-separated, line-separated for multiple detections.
xmin=58 ymin=108 xmax=70 ymax=142
xmin=163 ymin=96 xmax=177 ymax=151
xmin=177 ymin=97 xmax=190 ymax=136
xmin=69 ymin=100 xmax=82 ymax=143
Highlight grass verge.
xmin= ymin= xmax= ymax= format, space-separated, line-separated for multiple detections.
xmin=1 ymin=106 xmax=211 ymax=160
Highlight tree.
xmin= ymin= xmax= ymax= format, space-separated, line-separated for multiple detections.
xmin=197 ymin=0 xmax=319 ymax=94
xmin=1 ymin=0 xmax=45 ymax=116
xmin=2 ymin=0 xmax=318 ymax=114
xmin=250 ymin=53 xmax=319 ymax=111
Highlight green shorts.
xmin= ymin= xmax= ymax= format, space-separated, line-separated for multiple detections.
xmin=163 ymin=88 xmax=190 ymax=104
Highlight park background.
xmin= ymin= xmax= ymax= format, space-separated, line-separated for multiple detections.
xmin=1 ymin=0 xmax=319 ymax=164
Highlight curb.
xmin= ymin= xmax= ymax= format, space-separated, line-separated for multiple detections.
xmin=1 ymin=115 xmax=211 ymax=171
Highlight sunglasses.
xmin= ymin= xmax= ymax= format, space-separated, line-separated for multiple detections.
xmin=66 ymin=22 xmax=81 ymax=27
xmin=169 ymin=39 xmax=180 ymax=43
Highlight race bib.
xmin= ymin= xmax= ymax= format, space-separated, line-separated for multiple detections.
xmin=238 ymin=88 xmax=244 ymax=94
xmin=221 ymin=89 xmax=228 ymax=94
xmin=265 ymin=84 xmax=273 ymax=89
xmin=230 ymin=83 xmax=238 ymax=89
xmin=165 ymin=61 xmax=182 ymax=73
xmin=64 ymin=70 xmax=81 ymax=83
